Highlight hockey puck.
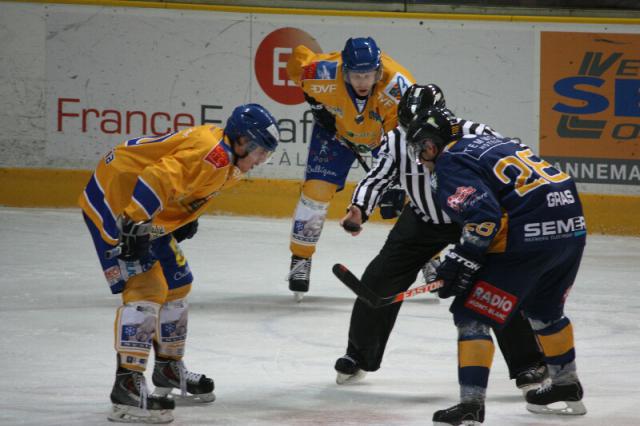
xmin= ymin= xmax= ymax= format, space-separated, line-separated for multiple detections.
xmin=342 ymin=221 xmax=362 ymax=233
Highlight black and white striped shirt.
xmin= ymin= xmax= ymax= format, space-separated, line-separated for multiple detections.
xmin=351 ymin=119 xmax=501 ymax=224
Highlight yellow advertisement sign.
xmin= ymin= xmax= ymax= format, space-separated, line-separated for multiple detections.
xmin=540 ymin=31 xmax=640 ymax=185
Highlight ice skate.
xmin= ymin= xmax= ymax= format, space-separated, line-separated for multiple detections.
xmin=432 ymin=402 xmax=484 ymax=425
xmin=287 ymin=255 xmax=311 ymax=302
xmin=526 ymin=380 xmax=586 ymax=415
xmin=108 ymin=367 xmax=174 ymax=424
xmin=334 ymin=355 xmax=367 ymax=385
xmin=515 ymin=364 xmax=549 ymax=395
xmin=152 ymin=357 xmax=215 ymax=403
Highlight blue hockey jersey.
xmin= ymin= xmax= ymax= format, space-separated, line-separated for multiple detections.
xmin=433 ymin=135 xmax=586 ymax=256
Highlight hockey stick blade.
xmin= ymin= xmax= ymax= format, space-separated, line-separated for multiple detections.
xmin=332 ymin=263 xmax=382 ymax=307
xmin=332 ymin=263 xmax=443 ymax=308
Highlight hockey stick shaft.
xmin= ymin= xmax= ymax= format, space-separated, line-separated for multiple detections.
xmin=339 ymin=138 xmax=370 ymax=172
xmin=332 ymin=263 xmax=443 ymax=308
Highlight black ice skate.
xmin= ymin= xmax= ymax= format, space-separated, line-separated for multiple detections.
xmin=525 ymin=380 xmax=586 ymax=415
xmin=152 ymin=357 xmax=215 ymax=403
xmin=287 ymin=255 xmax=311 ymax=302
xmin=515 ymin=364 xmax=549 ymax=394
xmin=432 ymin=402 xmax=484 ymax=425
xmin=334 ymin=355 xmax=367 ymax=385
xmin=109 ymin=367 xmax=174 ymax=424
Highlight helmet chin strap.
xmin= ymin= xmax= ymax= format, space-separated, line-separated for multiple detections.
xmin=230 ymin=138 xmax=249 ymax=163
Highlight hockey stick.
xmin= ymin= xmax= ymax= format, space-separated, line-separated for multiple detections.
xmin=339 ymin=137 xmax=371 ymax=172
xmin=332 ymin=263 xmax=443 ymax=308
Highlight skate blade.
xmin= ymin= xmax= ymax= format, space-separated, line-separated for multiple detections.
xmin=433 ymin=421 xmax=481 ymax=426
xmin=108 ymin=404 xmax=173 ymax=424
xmin=336 ymin=369 xmax=367 ymax=385
xmin=526 ymin=400 xmax=587 ymax=415
xmin=152 ymin=388 xmax=216 ymax=404
xmin=293 ymin=292 xmax=305 ymax=303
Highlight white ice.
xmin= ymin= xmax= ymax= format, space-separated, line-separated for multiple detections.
xmin=1 ymin=207 xmax=639 ymax=425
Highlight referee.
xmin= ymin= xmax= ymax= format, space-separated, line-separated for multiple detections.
xmin=334 ymin=84 xmax=547 ymax=392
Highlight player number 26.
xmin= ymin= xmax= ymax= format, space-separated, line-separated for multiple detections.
xmin=493 ymin=148 xmax=570 ymax=196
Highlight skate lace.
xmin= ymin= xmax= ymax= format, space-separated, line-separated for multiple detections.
xmin=134 ymin=372 xmax=149 ymax=410
xmin=535 ymin=381 xmax=553 ymax=395
xmin=286 ymin=258 xmax=310 ymax=281
xmin=175 ymin=360 xmax=202 ymax=397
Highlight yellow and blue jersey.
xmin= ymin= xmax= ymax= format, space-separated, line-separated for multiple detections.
xmin=79 ymin=125 xmax=244 ymax=245
xmin=287 ymin=45 xmax=415 ymax=150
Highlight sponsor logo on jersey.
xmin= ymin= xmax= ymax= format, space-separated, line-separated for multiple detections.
xmin=383 ymin=72 xmax=411 ymax=103
xmin=464 ymin=280 xmax=517 ymax=324
xmin=309 ymin=83 xmax=336 ymax=94
xmin=523 ymin=215 xmax=586 ymax=241
xmin=546 ymin=189 xmax=576 ymax=207
xmin=447 ymin=186 xmax=478 ymax=212
xmin=325 ymin=105 xmax=343 ymax=118
xmin=303 ymin=61 xmax=338 ymax=80
xmin=204 ymin=143 xmax=230 ymax=168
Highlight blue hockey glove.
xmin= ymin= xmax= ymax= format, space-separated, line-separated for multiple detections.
xmin=172 ymin=219 xmax=198 ymax=242
xmin=378 ymin=187 xmax=406 ymax=219
xmin=436 ymin=247 xmax=483 ymax=299
xmin=117 ymin=217 xmax=152 ymax=261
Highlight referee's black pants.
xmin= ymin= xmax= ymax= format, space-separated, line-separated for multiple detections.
xmin=345 ymin=205 xmax=544 ymax=378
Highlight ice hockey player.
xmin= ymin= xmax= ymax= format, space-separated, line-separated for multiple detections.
xmin=334 ymin=84 xmax=547 ymax=398
xmin=404 ymin=107 xmax=586 ymax=425
xmin=285 ymin=36 xmax=415 ymax=301
xmin=79 ymin=104 xmax=279 ymax=423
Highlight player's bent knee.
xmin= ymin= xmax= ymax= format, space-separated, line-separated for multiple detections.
xmin=167 ymin=284 xmax=191 ymax=302
xmin=301 ymin=179 xmax=338 ymax=203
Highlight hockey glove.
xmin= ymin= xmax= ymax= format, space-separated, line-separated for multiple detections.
xmin=172 ymin=219 xmax=198 ymax=242
xmin=305 ymin=93 xmax=337 ymax=134
xmin=435 ymin=247 xmax=483 ymax=299
xmin=422 ymin=257 xmax=441 ymax=285
xmin=378 ymin=187 xmax=406 ymax=219
xmin=117 ymin=217 xmax=152 ymax=261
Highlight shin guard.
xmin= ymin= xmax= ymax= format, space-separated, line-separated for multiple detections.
xmin=155 ymin=298 xmax=188 ymax=359
xmin=115 ymin=301 xmax=160 ymax=371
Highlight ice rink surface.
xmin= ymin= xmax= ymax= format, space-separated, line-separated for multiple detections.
xmin=1 ymin=207 xmax=639 ymax=425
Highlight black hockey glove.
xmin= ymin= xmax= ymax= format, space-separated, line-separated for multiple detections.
xmin=117 ymin=217 xmax=152 ymax=261
xmin=305 ymin=93 xmax=337 ymax=134
xmin=378 ymin=187 xmax=406 ymax=219
xmin=172 ymin=219 xmax=198 ymax=242
xmin=436 ymin=247 xmax=483 ymax=299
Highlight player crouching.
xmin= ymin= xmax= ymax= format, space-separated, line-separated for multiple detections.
xmin=79 ymin=104 xmax=280 ymax=423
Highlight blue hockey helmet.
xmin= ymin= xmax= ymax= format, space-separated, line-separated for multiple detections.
xmin=341 ymin=37 xmax=381 ymax=73
xmin=398 ymin=84 xmax=447 ymax=129
xmin=225 ymin=104 xmax=280 ymax=153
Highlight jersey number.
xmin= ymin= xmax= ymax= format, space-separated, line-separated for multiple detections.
xmin=125 ymin=132 xmax=176 ymax=147
xmin=493 ymin=148 xmax=570 ymax=196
